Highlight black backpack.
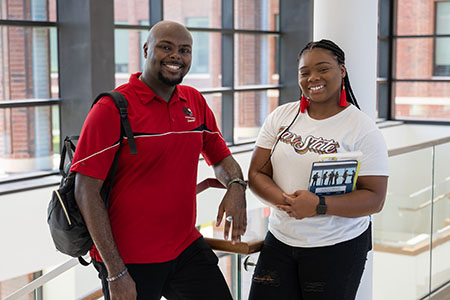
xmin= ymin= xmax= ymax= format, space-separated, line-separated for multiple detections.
xmin=47 ymin=91 xmax=137 ymax=265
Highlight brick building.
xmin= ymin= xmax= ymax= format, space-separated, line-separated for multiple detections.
xmin=395 ymin=0 xmax=450 ymax=120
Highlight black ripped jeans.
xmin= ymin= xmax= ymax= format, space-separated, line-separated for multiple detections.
xmin=248 ymin=223 xmax=372 ymax=300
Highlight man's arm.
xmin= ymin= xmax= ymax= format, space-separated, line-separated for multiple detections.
xmin=74 ymin=173 xmax=136 ymax=300
xmin=212 ymin=155 xmax=247 ymax=243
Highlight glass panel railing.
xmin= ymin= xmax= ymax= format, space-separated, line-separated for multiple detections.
xmin=431 ymin=141 xmax=450 ymax=293
xmin=373 ymin=147 xmax=434 ymax=300
xmin=41 ymin=261 xmax=101 ymax=300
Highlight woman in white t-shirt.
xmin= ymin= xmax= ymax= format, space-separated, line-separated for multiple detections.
xmin=248 ymin=39 xmax=389 ymax=300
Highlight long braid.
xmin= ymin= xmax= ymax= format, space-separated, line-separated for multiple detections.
xmin=297 ymin=39 xmax=361 ymax=110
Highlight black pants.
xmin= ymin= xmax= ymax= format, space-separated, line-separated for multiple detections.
xmin=93 ymin=237 xmax=233 ymax=300
xmin=248 ymin=223 xmax=372 ymax=300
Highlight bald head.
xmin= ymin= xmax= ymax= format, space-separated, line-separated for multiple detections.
xmin=147 ymin=20 xmax=192 ymax=46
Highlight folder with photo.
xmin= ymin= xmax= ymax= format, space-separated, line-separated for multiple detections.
xmin=308 ymin=159 xmax=361 ymax=196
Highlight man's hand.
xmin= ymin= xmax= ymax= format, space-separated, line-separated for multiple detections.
xmin=212 ymin=155 xmax=247 ymax=244
xmin=109 ymin=273 xmax=137 ymax=300
xmin=276 ymin=190 xmax=318 ymax=219
xmin=216 ymin=184 xmax=247 ymax=244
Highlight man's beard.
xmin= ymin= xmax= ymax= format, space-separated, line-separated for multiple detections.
xmin=158 ymin=71 xmax=183 ymax=86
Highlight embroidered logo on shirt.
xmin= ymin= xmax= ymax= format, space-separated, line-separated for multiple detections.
xmin=278 ymin=127 xmax=339 ymax=154
xmin=183 ymin=106 xmax=196 ymax=122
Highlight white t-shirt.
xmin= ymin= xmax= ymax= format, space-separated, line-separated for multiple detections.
xmin=256 ymin=102 xmax=389 ymax=247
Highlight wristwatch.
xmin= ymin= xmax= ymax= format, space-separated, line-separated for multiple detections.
xmin=316 ymin=195 xmax=327 ymax=215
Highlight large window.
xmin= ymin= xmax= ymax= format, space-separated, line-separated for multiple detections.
xmin=113 ymin=0 xmax=280 ymax=144
xmin=380 ymin=0 xmax=450 ymax=122
xmin=434 ymin=1 xmax=450 ymax=76
xmin=0 ymin=0 xmax=59 ymax=178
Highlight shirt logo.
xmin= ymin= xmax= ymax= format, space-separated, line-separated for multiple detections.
xmin=183 ymin=106 xmax=196 ymax=122
xmin=278 ymin=127 xmax=339 ymax=154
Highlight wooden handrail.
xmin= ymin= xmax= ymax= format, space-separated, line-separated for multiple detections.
xmin=204 ymin=238 xmax=264 ymax=255
xmin=388 ymin=135 xmax=450 ymax=157
xmin=196 ymin=178 xmax=226 ymax=194
xmin=398 ymin=192 xmax=450 ymax=212
xmin=374 ymin=227 xmax=450 ymax=256
xmin=79 ymin=288 xmax=103 ymax=300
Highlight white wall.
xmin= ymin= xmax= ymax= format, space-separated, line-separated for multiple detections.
xmin=0 ymin=187 xmax=68 ymax=282
xmin=313 ymin=0 xmax=379 ymax=119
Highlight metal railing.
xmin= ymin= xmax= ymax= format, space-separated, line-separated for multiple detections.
xmin=5 ymin=259 xmax=79 ymax=300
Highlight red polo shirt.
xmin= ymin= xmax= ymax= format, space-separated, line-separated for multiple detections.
xmin=71 ymin=73 xmax=231 ymax=263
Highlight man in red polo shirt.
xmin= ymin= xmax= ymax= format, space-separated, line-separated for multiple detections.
xmin=72 ymin=20 xmax=246 ymax=300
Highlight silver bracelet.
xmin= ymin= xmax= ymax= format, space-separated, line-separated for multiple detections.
xmin=106 ymin=268 xmax=128 ymax=282
xmin=227 ymin=178 xmax=247 ymax=189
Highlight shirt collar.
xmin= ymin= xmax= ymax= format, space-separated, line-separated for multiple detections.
xmin=129 ymin=72 xmax=188 ymax=105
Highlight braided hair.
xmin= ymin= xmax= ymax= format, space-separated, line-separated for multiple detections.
xmin=297 ymin=39 xmax=360 ymax=110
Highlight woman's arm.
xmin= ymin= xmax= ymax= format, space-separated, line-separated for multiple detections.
xmin=278 ymin=175 xmax=388 ymax=219
xmin=248 ymin=146 xmax=288 ymax=207
xmin=326 ymin=175 xmax=388 ymax=217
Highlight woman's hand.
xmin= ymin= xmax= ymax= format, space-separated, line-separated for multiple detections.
xmin=276 ymin=190 xmax=318 ymax=219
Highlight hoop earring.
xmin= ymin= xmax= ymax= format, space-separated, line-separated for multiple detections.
xmin=339 ymin=80 xmax=347 ymax=107
xmin=300 ymin=95 xmax=309 ymax=113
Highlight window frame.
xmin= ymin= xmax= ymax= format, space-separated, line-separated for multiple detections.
xmin=0 ymin=16 xmax=60 ymax=182
xmin=378 ymin=0 xmax=450 ymax=124
xmin=433 ymin=1 xmax=450 ymax=77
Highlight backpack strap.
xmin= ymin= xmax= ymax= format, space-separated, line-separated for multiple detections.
xmin=59 ymin=136 xmax=78 ymax=177
xmin=90 ymin=91 xmax=137 ymax=208
xmin=78 ymin=256 xmax=91 ymax=266
xmin=92 ymin=91 xmax=138 ymax=155
xmin=102 ymin=135 xmax=124 ymax=208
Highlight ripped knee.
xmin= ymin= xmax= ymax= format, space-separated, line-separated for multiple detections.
xmin=252 ymin=270 xmax=280 ymax=287
xmin=304 ymin=281 xmax=326 ymax=293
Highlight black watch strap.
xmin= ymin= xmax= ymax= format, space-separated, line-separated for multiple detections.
xmin=316 ymin=195 xmax=327 ymax=215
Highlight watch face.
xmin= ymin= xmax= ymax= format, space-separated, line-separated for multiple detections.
xmin=317 ymin=196 xmax=327 ymax=215
xmin=317 ymin=204 xmax=327 ymax=215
